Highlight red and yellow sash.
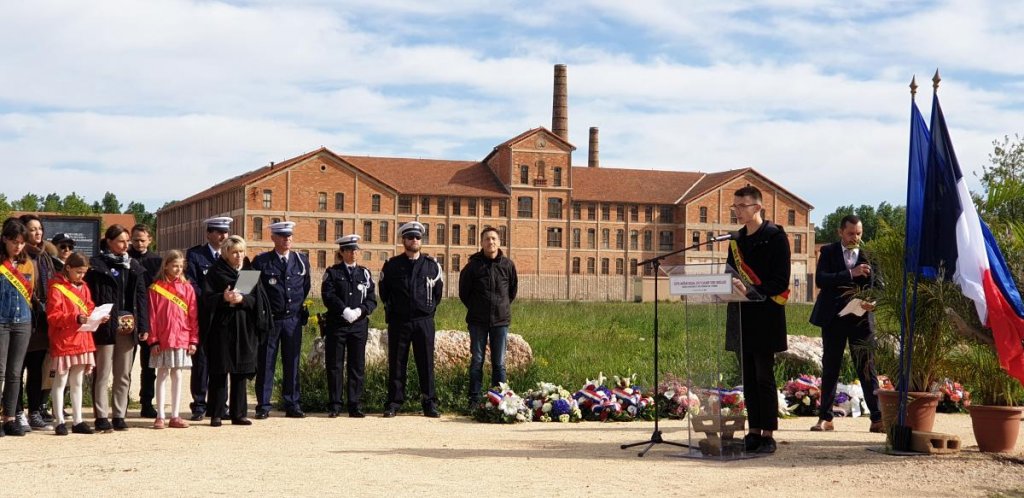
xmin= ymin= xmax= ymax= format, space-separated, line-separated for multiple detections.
xmin=53 ymin=283 xmax=89 ymax=314
xmin=0 ymin=259 xmax=32 ymax=307
xmin=730 ymin=240 xmax=790 ymax=305
xmin=151 ymin=279 xmax=189 ymax=315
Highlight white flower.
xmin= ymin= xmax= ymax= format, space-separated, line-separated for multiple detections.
xmin=664 ymin=389 xmax=676 ymax=399
xmin=542 ymin=402 xmax=552 ymax=413
xmin=559 ymin=414 xmax=570 ymax=423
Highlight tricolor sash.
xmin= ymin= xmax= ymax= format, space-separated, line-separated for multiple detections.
xmin=53 ymin=283 xmax=89 ymax=315
xmin=0 ymin=260 xmax=32 ymax=307
xmin=729 ymin=240 xmax=790 ymax=305
xmin=151 ymin=280 xmax=189 ymax=315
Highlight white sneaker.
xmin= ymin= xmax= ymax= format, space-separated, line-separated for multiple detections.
xmin=16 ymin=412 xmax=32 ymax=432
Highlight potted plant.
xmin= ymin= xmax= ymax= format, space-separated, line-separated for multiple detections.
xmin=948 ymin=332 xmax=1024 ymax=452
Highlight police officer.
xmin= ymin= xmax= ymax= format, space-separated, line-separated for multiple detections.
xmin=185 ymin=216 xmax=232 ymax=421
xmin=321 ymin=234 xmax=377 ymax=418
xmin=379 ymin=221 xmax=443 ymax=418
xmin=251 ymin=221 xmax=311 ymax=419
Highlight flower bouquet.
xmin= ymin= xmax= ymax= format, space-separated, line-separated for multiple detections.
xmin=523 ymin=382 xmax=582 ymax=422
xmin=573 ymin=373 xmax=623 ymax=421
xmin=610 ymin=373 xmax=655 ymax=421
xmin=782 ymin=375 xmax=821 ymax=416
xmin=473 ymin=382 xmax=531 ymax=423
xmin=936 ymin=378 xmax=971 ymax=413
xmin=830 ymin=381 xmax=868 ymax=417
xmin=657 ymin=373 xmax=701 ymax=419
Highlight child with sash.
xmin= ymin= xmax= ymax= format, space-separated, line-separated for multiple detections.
xmin=147 ymin=250 xmax=198 ymax=429
xmin=1 ymin=218 xmax=37 ymax=437
xmin=47 ymin=252 xmax=106 ymax=435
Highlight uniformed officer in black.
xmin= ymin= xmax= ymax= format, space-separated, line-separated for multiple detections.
xmin=321 ymin=234 xmax=377 ymax=418
xmin=379 ymin=221 xmax=443 ymax=418
xmin=185 ymin=216 xmax=232 ymax=421
xmin=251 ymin=221 xmax=311 ymax=419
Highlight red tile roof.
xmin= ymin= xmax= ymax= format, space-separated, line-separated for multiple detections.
xmin=570 ymin=166 xmax=705 ymax=204
xmin=338 ymin=155 xmax=508 ymax=197
xmin=171 ymin=148 xmax=324 ymax=208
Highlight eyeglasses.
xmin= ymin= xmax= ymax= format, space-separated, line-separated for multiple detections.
xmin=730 ymin=203 xmax=760 ymax=210
xmin=403 ymin=235 xmax=422 ymax=240
xmin=58 ymin=244 xmax=74 ymax=251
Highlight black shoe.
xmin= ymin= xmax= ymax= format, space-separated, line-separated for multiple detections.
xmin=189 ymin=412 xmax=205 ymax=422
xmin=423 ymin=407 xmax=441 ymax=418
xmin=757 ymin=436 xmax=777 ymax=454
xmin=140 ymin=404 xmax=158 ymax=418
xmin=382 ymin=408 xmax=397 ymax=418
xmin=348 ymin=410 xmax=365 ymax=418
xmin=231 ymin=417 xmax=252 ymax=426
xmin=41 ymin=408 xmax=55 ymax=423
xmin=72 ymin=422 xmax=94 ymax=435
xmin=111 ymin=418 xmax=129 ymax=431
xmin=29 ymin=411 xmax=51 ymax=430
xmin=55 ymin=423 xmax=69 ymax=436
xmin=327 ymin=411 xmax=339 ymax=418
xmin=743 ymin=433 xmax=762 ymax=452
xmin=95 ymin=418 xmax=113 ymax=433
xmin=255 ymin=409 xmax=270 ymax=420
xmin=210 ymin=417 xmax=222 ymax=427
xmin=285 ymin=408 xmax=306 ymax=419
xmin=3 ymin=420 xmax=25 ymax=436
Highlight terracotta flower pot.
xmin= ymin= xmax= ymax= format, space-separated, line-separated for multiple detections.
xmin=875 ymin=389 xmax=940 ymax=435
xmin=968 ymin=405 xmax=1023 ymax=453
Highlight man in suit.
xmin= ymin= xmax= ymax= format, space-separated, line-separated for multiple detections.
xmin=321 ymin=234 xmax=377 ymax=418
xmin=251 ymin=221 xmax=312 ymax=419
xmin=185 ymin=216 xmax=232 ymax=421
xmin=127 ymin=223 xmax=163 ymax=418
xmin=809 ymin=214 xmax=884 ymax=433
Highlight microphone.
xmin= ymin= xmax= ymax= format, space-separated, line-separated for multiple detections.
xmin=710 ymin=232 xmax=738 ymax=242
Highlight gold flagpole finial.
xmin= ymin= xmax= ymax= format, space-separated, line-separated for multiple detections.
xmin=910 ymin=75 xmax=918 ymax=99
xmin=932 ymin=69 xmax=941 ymax=91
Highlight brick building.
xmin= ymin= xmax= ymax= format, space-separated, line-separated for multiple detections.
xmin=158 ymin=66 xmax=816 ymax=301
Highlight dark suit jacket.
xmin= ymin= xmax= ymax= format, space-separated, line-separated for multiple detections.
xmin=809 ymin=241 xmax=876 ymax=331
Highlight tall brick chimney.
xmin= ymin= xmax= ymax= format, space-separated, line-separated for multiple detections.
xmin=552 ymin=64 xmax=568 ymax=141
xmin=588 ymin=127 xmax=599 ymax=168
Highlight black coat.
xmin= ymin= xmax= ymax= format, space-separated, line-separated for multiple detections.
xmin=321 ymin=263 xmax=378 ymax=333
xmin=378 ymin=254 xmax=443 ymax=324
xmin=809 ymin=241 xmax=877 ymax=332
xmin=128 ymin=248 xmax=163 ymax=287
xmin=85 ymin=253 xmax=150 ymax=345
xmin=200 ymin=258 xmax=272 ymax=376
xmin=725 ymin=220 xmax=790 ymax=353
xmin=458 ymin=250 xmax=518 ymax=327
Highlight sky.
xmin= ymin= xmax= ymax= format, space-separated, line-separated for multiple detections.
xmin=2 ymin=0 xmax=1022 ymax=225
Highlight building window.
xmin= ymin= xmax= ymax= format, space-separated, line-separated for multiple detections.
xmin=436 ymin=224 xmax=446 ymax=245
xmin=572 ymin=202 xmax=581 ymax=220
xmin=371 ymin=194 xmax=381 ymax=213
xmin=520 ymin=165 xmax=529 ymax=184
xmin=363 ymin=221 xmax=373 ymax=242
xmin=452 ymin=254 xmax=461 ymax=272
xmin=421 ymin=197 xmax=430 ymax=215
xmin=262 ymin=189 xmax=272 ymax=209
xmin=272 ymin=217 xmax=281 ymax=225
xmin=380 ymin=221 xmax=389 ymax=243
xmin=601 ymin=258 xmax=609 ymax=275
xmin=436 ymin=254 xmax=445 ymax=270
xmin=468 ymin=199 xmax=477 ymax=216
xmin=615 ymin=258 xmax=624 ymax=275
xmin=572 ymin=257 xmax=581 ymax=274
xmin=615 ymin=229 xmax=624 ymax=249
xmin=379 ymin=251 xmax=389 ymax=262
xmin=692 ymin=231 xmax=700 ymax=245
xmin=317 ymin=250 xmax=326 ymax=268
xmin=437 ymin=197 xmax=447 ymax=215
xmin=699 ymin=206 xmax=708 ymax=223
xmin=794 ymin=233 xmax=803 ymax=254
xmin=498 ymin=200 xmax=507 ymax=217
xmin=483 ymin=199 xmax=492 ymax=217
xmin=601 ymin=229 xmax=610 ymax=249
xmin=468 ymin=225 xmax=477 ymax=246
xmin=546 ymin=227 xmax=563 ymax=248
xmin=587 ymin=258 xmax=596 ymax=274
xmin=398 ymin=196 xmax=413 ymax=214
xmin=660 ymin=206 xmax=674 ymax=223
xmin=363 ymin=251 xmax=372 ymax=261
xmin=630 ymin=205 xmax=638 ymax=222
xmin=707 ymin=231 xmax=714 ymax=244
xmin=335 ymin=192 xmax=345 ymax=211
xmin=553 ymin=167 xmax=562 ymax=187
xmin=645 ymin=206 xmax=653 ymax=222
xmin=643 ymin=230 xmax=653 ymax=251
xmin=587 ymin=228 xmax=596 ymax=249
xmin=730 ymin=210 xmax=738 ymax=224
xmin=548 ymin=198 xmax=562 ymax=219
xmin=498 ymin=226 xmax=507 ymax=245
xmin=452 ymin=199 xmax=461 ymax=216
xmin=587 ymin=203 xmax=596 ymax=221
xmin=601 ymin=204 xmax=610 ymax=221
xmin=788 ymin=209 xmax=796 ymax=225
xmin=643 ymin=262 xmax=654 ymax=276
xmin=422 ymin=223 xmax=430 ymax=245
xmin=252 ymin=217 xmax=263 ymax=241
xmin=630 ymin=230 xmax=639 ymax=250
xmin=318 ymin=192 xmax=327 ymax=211
xmin=572 ymin=228 xmax=581 ymax=248
xmin=630 ymin=258 xmax=638 ymax=276
xmin=318 ymin=220 xmax=327 ymax=242
xmin=335 ymin=220 xmax=344 ymax=240
xmin=452 ymin=224 xmax=461 ymax=245
xmin=659 ymin=230 xmax=674 ymax=251
xmin=517 ymin=197 xmax=533 ymax=218
xmin=616 ymin=204 xmax=624 ymax=221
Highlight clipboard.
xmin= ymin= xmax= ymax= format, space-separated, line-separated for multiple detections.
xmin=233 ymin=270 xmax=262 ymax=295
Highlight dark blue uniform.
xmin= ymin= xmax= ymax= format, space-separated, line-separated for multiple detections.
xmin=251 ymin=251 xmax=311 ymax=413
xmin=378 ymin=254 xmax=443 ymax=413
xmin=185 ymin=243 xmax=219 ymax=417
xmin=321 ymin=263 xmax=377 ymax=415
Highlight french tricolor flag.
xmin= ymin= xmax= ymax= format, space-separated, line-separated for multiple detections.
xmin=910 ymin=90 xmax=1024 ymax=384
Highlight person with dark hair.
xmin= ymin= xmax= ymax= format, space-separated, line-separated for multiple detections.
xmin=1 ymin=218 xmax=36 ymax=436
xmin=85 ymin=223 xmax=150 ymax=432
xmin=51 ymin=233 xmax=76 ymax=270
xmin=185 ymin=216 xmax=232 ymax=421
xmin=459 ymin=226 xmax=518 ymax=411
xmin=810 ymin=214 xmax=884 ymax=433
xmin=16 ymin=214 xmax=58 ymax=430
xmin=128 ymin=223 xmax=162 ymax=418
xmin=321 ymin=234 xmax=377 ymax=418
xmin=725 ymin=186 xmax=791 ymax=455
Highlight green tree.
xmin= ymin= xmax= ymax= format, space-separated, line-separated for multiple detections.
xmin=100 ymin=192 xmax=122 ymax=214
xmin=0 ymin=193 xmax=11 ymax=220
xmin=816 ymin=202 xmax=906 ymax=243
xmin=977 ymin=134 xmax=1024 ymax=223
xmin=91 ymin=201 xmax=102 ymax=213
xmin=62 ymin=192 xmax=95 ymax=215
xmin=13 ymin=193 xmax=41 ymax=212
xmin=124 ymin=201 xmax=155 ymax=229
xmin=42 ymin=192 xmax=62 ymax=212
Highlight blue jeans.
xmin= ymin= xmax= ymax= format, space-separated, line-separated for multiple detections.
xmin=468 ymin=324 xmax=508 ymax=402
xmin=0 ymin=322 xmax=31 ymax=417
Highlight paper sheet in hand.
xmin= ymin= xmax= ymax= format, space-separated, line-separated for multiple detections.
xmin=78 ymin=303 xmax=113 ymax=332
xmin=838 ymin=298 xmax=873 ymax=317
xmin=233 ymin=270 xmax=262 ymax=295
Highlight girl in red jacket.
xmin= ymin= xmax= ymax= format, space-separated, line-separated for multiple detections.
xmin=47 ymin=252 xmax=107 ymax=436
xmin=147 ymin=250 xmax=198 ymax=429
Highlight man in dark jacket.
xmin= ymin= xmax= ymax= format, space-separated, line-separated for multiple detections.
xmin=379 ymin=221 xmax=443 ymax=418
xmin=459 ymin=226 xmax=517 ymax=411
xmin=185 ymin=216 xmax=232 ymax=421
xmin=321 ymin=234 xmax=377 ymax=418
xmin=725 ymin=186 xmax=790 ymax=455
xmin=127 ymin=224 xmax=162 ymax=418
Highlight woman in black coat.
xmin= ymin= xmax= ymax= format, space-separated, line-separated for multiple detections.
xmin=200 ymin=236 xmax=270 ymax=426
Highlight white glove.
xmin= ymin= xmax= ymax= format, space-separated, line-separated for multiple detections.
xmin=342 ymin=308 xmax=356 ymax=323
xmin=351 ymin=308 xmax=362 ymax=321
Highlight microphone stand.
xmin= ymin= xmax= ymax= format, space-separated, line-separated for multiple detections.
xmin=621 ymin=235 xmax=732 ymax=457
